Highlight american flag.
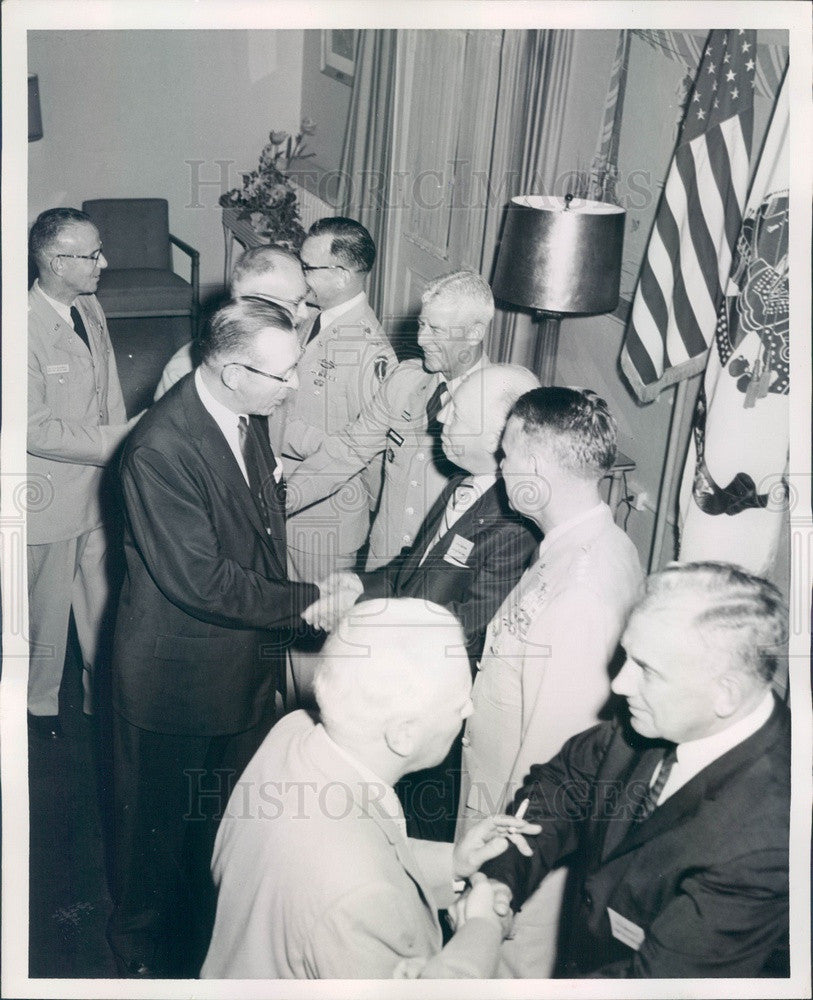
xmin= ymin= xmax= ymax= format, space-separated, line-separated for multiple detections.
xmin=620 ymin=29 xmax=757 ymax=403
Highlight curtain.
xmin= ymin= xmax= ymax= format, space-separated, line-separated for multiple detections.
xmin=485 ymin=31 xmax=576 ymax=367
xmin=338 ymin=30 xmax=398 ymax=317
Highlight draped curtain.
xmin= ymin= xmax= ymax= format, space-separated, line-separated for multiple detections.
xmin=338 ymin=30 xmax=398 ymax=317
xmin=485 ymin=31 xmax=575 ymax=368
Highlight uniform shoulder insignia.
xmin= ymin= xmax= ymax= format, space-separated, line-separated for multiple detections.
xmin=373 ymin=354 xmax=389 ymax=382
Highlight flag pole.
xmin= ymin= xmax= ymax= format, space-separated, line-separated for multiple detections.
xmin=649 ymin=378 xmax=690 ymax=571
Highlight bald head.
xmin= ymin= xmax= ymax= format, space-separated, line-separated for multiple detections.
xmin=439 ymin=364 xmax=540 ymax=474
xmin=314 ymin=599 xmax=472 ymax=775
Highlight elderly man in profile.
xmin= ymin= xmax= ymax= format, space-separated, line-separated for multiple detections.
xmin=286 ymin=269 xmax=494 ymax=571
xmin=27 ymin=207 xmax=141 ymax=734
xmin=201 ymin=599 xmax=540 ymax=980
xmin=481 ymin=562 xmax=790 ymax=978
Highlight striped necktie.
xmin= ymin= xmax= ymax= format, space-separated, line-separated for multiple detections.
xmin=635 ymin=746 xmax=678 ymax=823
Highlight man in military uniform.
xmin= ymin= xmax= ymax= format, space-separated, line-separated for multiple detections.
xmin=286 ymin=270 xmax=493 ymax=571
xmin=282 ymin=217 xmax=396 ymax=584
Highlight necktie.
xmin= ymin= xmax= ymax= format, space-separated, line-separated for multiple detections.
xmin=306 ymin=313 xmax=322 ymax=345
xmin=426 ymin=380 xmax=448 ymax=423
xmin=635 ymin=746 xmax=678 ymax=823
xmin=69 ymin=305 xmax=91 ymax=352
xmin=238 ymin=415 xmax=272 ymax=532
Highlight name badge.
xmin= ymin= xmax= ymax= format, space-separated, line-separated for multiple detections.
xmin=607 ymin=907 xmax=645 ymax=951
xmin=443 ymin=534 xmax=474 ymax=567
xmin=386 ymin=428 xmax=404 ymax=448
xmin=46 ymin=364 xmax=70 ymax=374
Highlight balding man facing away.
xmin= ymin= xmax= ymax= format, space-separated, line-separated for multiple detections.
xmin=481 ymin=562 xmax=790 ymax=978
xmin=201 ymin=599 xmax=540 ymax=980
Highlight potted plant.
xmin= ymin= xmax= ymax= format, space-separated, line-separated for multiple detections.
xmin=219 ymin=119 xmax=316 ymax=249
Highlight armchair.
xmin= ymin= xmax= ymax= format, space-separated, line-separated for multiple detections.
xmin=81 ymin=198 xmax=199 ymax=336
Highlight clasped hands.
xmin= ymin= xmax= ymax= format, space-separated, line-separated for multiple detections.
xmin=301 ymin=571 xmax=364 ymax=631
xmin=447 ymin=813 xmax=541 ymax=938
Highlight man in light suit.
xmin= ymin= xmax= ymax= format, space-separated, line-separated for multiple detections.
xmin=283 ymin=217 xmax=396 ymax=584
xmin=286 ymin=269 xmax=493 ymax=571
xmin=457 ymin=386 xmax=644 ymax=976
xmin=481 ymin=562 xmax=790 ymax=978
xmin=201 ymin=599 xmax=541 ymax=980
xmin=109 ymin=299 xmax=322 ymax=977
xmin=27 ymin=207 xmax=140 ymax=735
xmin=304 ymin=364 xmax=542 ymax=840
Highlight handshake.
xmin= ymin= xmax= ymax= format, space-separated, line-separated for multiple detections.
xmin=301 ymin=571 xmax=365 ymax=632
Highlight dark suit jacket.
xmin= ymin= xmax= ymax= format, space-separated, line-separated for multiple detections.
xmin=359 ymin=475 xmax=540 ymax=662
xmin=483 ymin=699 xmax=790 ymax=978
xmin=113 ymin=373 xmax=318 ymax=736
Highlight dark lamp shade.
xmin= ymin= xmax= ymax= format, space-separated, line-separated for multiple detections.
xmin=28 ymin=74 xmax=43 ymax=142
xmin=493 ymin=195 xmax=625 ymax=315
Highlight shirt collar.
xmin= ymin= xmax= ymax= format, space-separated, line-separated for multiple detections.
xmin=537 ymin=501 xmax=607 ymax=555
xmin=194 ymin=367 xmax=246 ymax=432
xmin=318 ymin=291 xmax=365 ymax=331
xmin=456 ymin=472 xmax=497 ymax=502
xmin=34 ymin=279 xmax=74 ymax=325
xmin=320 ymin=725 xmax=407 ymax=839
xmin=446 ymin=354 xmax=489 ymax=394
xmin=675 ymin=689 xmax=776 ymax=768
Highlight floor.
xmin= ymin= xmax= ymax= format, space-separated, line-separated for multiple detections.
xmin=28 ymin=627 xmax=118 ymax=978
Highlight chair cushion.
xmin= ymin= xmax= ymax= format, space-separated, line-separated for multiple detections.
xmin=95 ymin=269 xmax=193 ymax=316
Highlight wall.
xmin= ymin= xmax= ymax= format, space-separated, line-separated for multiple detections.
xmin=299 ymin=29 xmax=353 ymax=205
xmin=28 ymin=29 xmax=304 ymax=295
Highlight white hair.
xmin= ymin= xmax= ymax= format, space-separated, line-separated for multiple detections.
xmin=314 ymin=599 xmax=469 ymax=743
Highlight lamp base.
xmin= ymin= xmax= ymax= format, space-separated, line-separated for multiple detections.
xmin=532 ymin=312 xmax=562 ymax=387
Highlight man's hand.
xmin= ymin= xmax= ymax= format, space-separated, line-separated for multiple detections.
xmin=453 ymin=813 xmax=541 ymax=880
xmin=301 ymin=572 xmax=364 ymax=631
xmin=446 ymin=873 xmax=514 ymax=938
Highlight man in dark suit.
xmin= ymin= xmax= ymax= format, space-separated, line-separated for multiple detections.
xmin=303 ymin=364 xmax=541 ymax=839
xmin=480 ymin=561 xmax=790 ymax=978
xmin=109 ymin=299 xmax=321 ymax=977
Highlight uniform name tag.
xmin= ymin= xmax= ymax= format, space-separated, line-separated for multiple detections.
xmin=607 ymin=907 xmax=645 ymax=951
xmin=386 ymin=428 xmax=404 ymax=447
xmin=443 ymin=534 xmax=474 ymax=567
xmin=46 ymin=364 xmax=70 ymax=374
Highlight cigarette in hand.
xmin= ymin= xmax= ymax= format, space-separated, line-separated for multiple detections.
xmin=507 ymin=797 xmax=529 ymax=834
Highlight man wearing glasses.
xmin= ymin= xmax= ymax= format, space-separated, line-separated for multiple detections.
xmin=109 ymin=299 xmax=322 ymax=977
xmin=27 ymin=207 xmax=141 ymax=737
xmin=281 ymin=216 xmax=395 ymax=705
xmin=283 ymin=217 xmax=395 ymax=583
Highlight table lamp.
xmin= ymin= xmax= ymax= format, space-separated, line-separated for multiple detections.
xmin=492 ymin=194 xmax=625 ymax=384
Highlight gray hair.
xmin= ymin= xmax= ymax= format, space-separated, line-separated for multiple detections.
xmin=422 ymin=270 xmax=495 ymax=327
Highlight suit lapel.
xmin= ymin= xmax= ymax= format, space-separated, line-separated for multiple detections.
xmin=398 ymin=476 xmax=462 ymax=588
xmin=179 ymin=377 xmax=281 ymax=558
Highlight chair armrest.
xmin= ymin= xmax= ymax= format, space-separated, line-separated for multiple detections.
xmin=169 ymin=232 xmax=199 ymax=262
xmin=169 ymin=233 xmax=200 ymax=331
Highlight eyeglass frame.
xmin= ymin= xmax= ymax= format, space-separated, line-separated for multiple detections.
xmin=52 ymin=246 xmax=105 ymax=264
xmin=224 ymin=360 xmax=297 ymax=385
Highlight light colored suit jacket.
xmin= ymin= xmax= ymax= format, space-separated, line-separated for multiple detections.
xmin=27 ymin=284 xmax=129 ymax=544
xmin=459 ymin=503 xmax=644 ymax=828
xmin=201 ymin=710 xmax=502 ymax=979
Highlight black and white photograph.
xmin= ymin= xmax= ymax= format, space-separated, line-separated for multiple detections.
xmin=2 ymin=1 xmax=811 ymax=997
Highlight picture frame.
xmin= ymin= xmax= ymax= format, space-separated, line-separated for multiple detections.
xmin=320 ymin=28 xmax=357 ymax=86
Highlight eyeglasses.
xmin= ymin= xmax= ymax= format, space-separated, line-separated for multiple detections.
xmin=225 ymin=361 xmax=296 ymax=384
xmin=53 ymin=246 xmax=104 ymax=263
xmin=299 ymin=261 xmax=349 ymax=274
xmin=240 ymin=293 xmax=308 ymax=316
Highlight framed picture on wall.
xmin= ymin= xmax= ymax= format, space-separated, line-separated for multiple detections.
xmin=320 ymin=29 xmax=357 ymax=86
